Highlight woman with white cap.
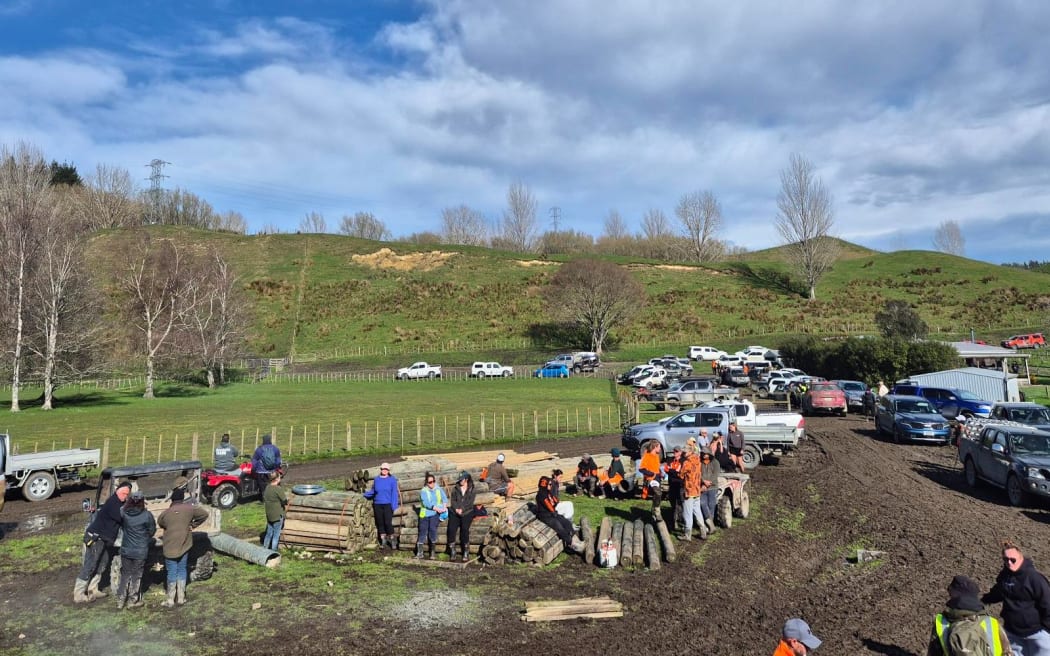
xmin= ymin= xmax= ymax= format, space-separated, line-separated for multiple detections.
xmin=363 ymin=463 xmax=402 ymax=549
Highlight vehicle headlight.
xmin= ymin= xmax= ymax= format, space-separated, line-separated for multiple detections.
xmin=1026 ymin=468 xmax=1047 ymax=480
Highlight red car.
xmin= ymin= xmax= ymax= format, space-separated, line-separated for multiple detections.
xmin=1001 ymin=333 xmax=1045 ymax=349
xmin=802 ymin=382 xmax=848 ymax=417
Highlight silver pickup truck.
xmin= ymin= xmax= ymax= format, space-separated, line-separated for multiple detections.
xmin=1 ymin=432 xmax=101 ymax=502
xmin=644 ymin=378 xmax=740 ymax=411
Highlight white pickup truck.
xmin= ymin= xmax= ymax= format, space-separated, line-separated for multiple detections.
xmin=700 ymin=399 xmax=806 ymax=469
xmin=1 ymin=432 xmax=101 ymax=503
xmin=396 ymin=362 xmax=443 ymax=380
xmin=470 ymin=361 xmax=514 ymax=378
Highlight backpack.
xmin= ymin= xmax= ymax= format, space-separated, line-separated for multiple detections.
xmin=943 ymin=615 xmax=1000 ymax=656
xmin=259 ymin=446 xmax=277 ymax=471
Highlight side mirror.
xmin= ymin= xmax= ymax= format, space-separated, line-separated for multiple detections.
xmin=992 ymin=443 xmax=1005 ymax=454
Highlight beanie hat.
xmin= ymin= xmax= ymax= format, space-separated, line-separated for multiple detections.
xmin=170 ymin=488 xmax=185 ymax=503
xmin=947 ymin=575 xmax=984 ymax=612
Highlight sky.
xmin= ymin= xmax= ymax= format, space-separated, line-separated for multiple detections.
xmin=2 ymin=0 xmax=1049 ymax=264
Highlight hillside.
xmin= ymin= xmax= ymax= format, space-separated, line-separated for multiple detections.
xmin=87 ymin=228 xmax=1050 ymax=361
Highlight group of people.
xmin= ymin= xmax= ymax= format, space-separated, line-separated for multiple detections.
xmin=74 ymin=479 xmax=208 ymax=609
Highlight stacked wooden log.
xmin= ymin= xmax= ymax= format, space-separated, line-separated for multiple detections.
xmin=591 ymin=516 xmax=665 ymax=569
xmin=521 ymin=597 xmax=624 ymax=622
xmin=281 ymin=491 xmax=375 ymax=553
xmin=481 ymin=499 xmax=564 ymax=565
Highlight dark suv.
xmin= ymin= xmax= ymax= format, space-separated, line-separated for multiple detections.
xmin=891 ymin=383 xmax=992 ymax=419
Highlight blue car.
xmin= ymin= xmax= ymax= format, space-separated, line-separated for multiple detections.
xmin=875 ymin=394 xmax=952 ymax=444
xmin=534 ymin=363 xmax=570 ymax=378
xmin=891 ymin=383 xmax=992 ymax=418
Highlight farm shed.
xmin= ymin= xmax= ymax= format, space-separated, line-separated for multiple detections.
xmin=946 ymin=341 xmax=1031 ymax=382
xmin=901 ymin=367 xmax=1021 ymax=403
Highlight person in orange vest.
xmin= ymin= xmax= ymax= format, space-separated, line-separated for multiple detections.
xmin=598 ymin=448 xmax=627 ymax=499
xmin=573 ymin=454 xmax=600 ymax=497
xmin=773 ymin=618 xmax=822 ymax=655
xmin=638 ymin=441 xmax=664 ymax=521
xmin=535 ymin=471 xmax=583 ymax=553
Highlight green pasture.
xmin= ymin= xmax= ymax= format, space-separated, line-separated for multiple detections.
xmin=0 ymin=377 xmax=623 ymax=463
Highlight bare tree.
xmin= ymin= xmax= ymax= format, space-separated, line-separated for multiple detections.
xmin=258 ymin=223 xmax=284 ymax=235
xmin=774 ymin=154 xmax=838 ymax=300
xmin=440 ymin=205 xmax=489 ymax=246
xmin=602 ymin=210 xmax=629 ymax=241
xmin=537 ymin=230 xmax=593 ymax=256
xmin=499 ymin=182 xmax=538 ymax=252
xmin=210 ymin=210 xmax=248 ymax=234
xmin=179 ymin=250 xmax=247 ymax=388
xmin=640 ymin=208 xmax=679 ymax=261
xmin=544 ymin=259 xmax=646 ymax=354
xmin=78 ymin=164 xmax=140 ymax=230
xmin=932 ymin=220 xmax=965 ymax=256
xmin=117 ymin=234 xmax=189 ymax=399
xmin=0 ymin=142 xmax=52 ymax=411
xmin=676 ymin=190 xmax=723 ymax=262
xmin=299 ymin=211 xmax=327 ymax=234
xmin=338 ymin=211 xmax=389 ymax=240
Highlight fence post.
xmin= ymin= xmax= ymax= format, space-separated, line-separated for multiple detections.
xmin=533 ymin=410 xmax=539 ymax=438
xmin=480 ymin=414 xmax=485 ymax=441
xmin=347 ymin=422 xmax=352 ymax=451
xmin=123 ymin=437 xmax=130 ymax=466
xmin=416 ymin=418 xmax=421 ymax=446
xmin=101 ymin=439 xmax=110 ymax=470
xmin=317 ymin=424 xmax=321 ymax=454
xmin=158 ymin=435 xmax=163 ymax=463
xmin=173 ymin=434 xmax=179 ymax=461
xmin=588 ymin=408 xmax=592 ymax=432
xmin=191 ymin=433 xmax=199 ymax=461
xmin=141 ymin=437 xmax=146 ymax=465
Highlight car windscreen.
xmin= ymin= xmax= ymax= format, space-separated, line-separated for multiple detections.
xmin=838 ymin=382 xmax=865 ymax=391
xmin=1009 ymin=408 xmax=1050 ymax=424
xmin=899 ymin=400 xmax=936 ymax=414
xmin=1009 ymin=433 xmax=1050 ymax=456
xmin=956 ymin=390 xmax=982 ymax=401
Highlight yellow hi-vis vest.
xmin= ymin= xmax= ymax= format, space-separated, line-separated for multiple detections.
xmin=934 ymin=613 xmax=1004 ymax=656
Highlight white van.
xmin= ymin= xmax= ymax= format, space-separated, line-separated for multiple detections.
xmin=470 ymin=362 xmax=514 ymax=378
xmin=688 ymin=346 xmax=727 ymax=361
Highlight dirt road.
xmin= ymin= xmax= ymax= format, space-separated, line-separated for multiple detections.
xmin=4 ymin=416 xmax=1050 ymax=655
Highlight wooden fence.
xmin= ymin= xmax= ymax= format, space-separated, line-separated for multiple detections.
xmin=13 ymin=404 xmax=626 ymax=469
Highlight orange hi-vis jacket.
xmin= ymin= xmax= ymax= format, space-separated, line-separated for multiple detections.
xmin=772 ymin=641 xmax=794 ymax=656
xmin=680 ymin=453 xmax=702 ymax=497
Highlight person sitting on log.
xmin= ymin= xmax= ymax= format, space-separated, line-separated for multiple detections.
xmin=535 ymin=472 xmax=584 ymax=554
xmin=599 ymin=448 xmax=628 ymax=499
xmin=573 ymin=454 xmax=600 ymax=497
xmin=482 ymin=453 xmax=515 ymax=498
xmin=447 ymin=471 xmax=476 ymax=562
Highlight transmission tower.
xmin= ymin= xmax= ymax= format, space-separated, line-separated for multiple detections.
xmin=145 ymin=159 xmax=170 ymax=225
xmin=549 ymin=206 xmax=561 ymax=231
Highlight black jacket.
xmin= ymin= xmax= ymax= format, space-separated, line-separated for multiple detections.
xmin=120 ymin=506 xmax=157 ymax=560
xmin=87 ymin=492 xmax=126 ymax=544
xmin=983 ymin=558 xmax=1050 ymax=637
xmin=449 ymin=482 xmax=476 ymax=514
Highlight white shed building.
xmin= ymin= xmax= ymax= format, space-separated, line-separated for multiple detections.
xmin=900 ymin=367 xmax=1021 ymax=403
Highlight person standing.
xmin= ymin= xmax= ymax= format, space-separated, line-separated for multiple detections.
xmin=416 ymin=473 xmax=448 ymax=560
xmin=700 ymin=447 xmax=721 ymax=533
xmin=251 ymin=434 xmax=282 ymax=496
xmin=74 ymin=482 xmax=131 ymax=603
xmin=157 ymin=488 xmax=209 ymax=608
xmin=363 ymin=463 xmax=401 ymax=549
xmin=665 ymin=446 xmax=686 ymax=529
xmin=773 ymin=618 xmax=822 ymax=655
xmin=115 ymin=491 xmax=156 ymax=609
xmin=262 ymin=471 xmax=287 ymax=551
xmin=447 ymin=471 xmax=476 ymax=562
xmin=877 ymin=380 xmax=889 ymax=398
xmin=928 ymin=575 xmax=1010 ymax=656
xmin=213 ymin=433 xmax=239 ymax=473
xmin=484 ymin=453 xmax=515 ymax=497
xmin=638 ymin=440 xmax=664 ymax=521
xmin=726 ymin=422 xmax=746 ymax=472
xmin=678 ymin=444 xmax=707 ymax=541
xmin=982 ymin=541 xmax=1050 ymax=655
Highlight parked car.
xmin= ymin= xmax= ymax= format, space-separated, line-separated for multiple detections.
xmin=619 ymin=364 xmax=649 ymax=385
xmin=549 ymin=354 xmax=576 ymax=368
xmin=891 ymin=382 xmax=992 ymax=419
xmin=717 ymin=354 xmax=745 ymax=368
xmin=633 ymin=367 xmax=668 ymax=389
xmin=1001 ymin=333 xmax=1046 ymax=349
xmin=875 ymin=394 xmax=952 ymax=444
xmin=802 ymin=382 xmax=848 ymax=416
xmin=576 ymin=353 xmax=601 ymax=373
xmin=735 ymin=346 xmax=773 ymax=362
xmin=470 ymin=362 xmax=514 ymax=378
xmin=396 ymin=362 xmax=442 ymax=380
xmin=722 ymin=366 xmax=750 ymax=387
xmin=959 ymin=423 xmax=1050 ymax=506
xmin=534 ymin=363 xmax=570 ymax=378
xmin=989 ymin=402 xmax=1050 ymax=427
xmin=832 ymin=380 xmax=869 ymax=412
xmin=688 ymin=346 xmax=727 ymax=361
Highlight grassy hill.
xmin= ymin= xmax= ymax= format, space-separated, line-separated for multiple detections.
xmin=87 ymin=228 xmax=1050 ymax=364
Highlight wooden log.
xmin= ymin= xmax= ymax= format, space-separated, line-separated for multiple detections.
xmin=644 ymin=522 xmax=661 ymax=571
xmin=633 ymin=519 xmax=644 ymax=567
xmin=611 ymin=521 xmax=624 ymax=568
xmin=655 ymin=517 xmax=677 ymax=563
xmin=580 ymin=516 xmax=595 ymax=566
xmin=597 ymin=516 xmax=612 ymax=552
xmin=620 ymin=520 xmax=634 ymax=568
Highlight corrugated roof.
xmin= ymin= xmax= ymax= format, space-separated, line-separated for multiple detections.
xmin=946 ymin=342 xmax=1030 ymax=359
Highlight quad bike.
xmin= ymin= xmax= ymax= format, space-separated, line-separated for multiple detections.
xmin=203 ymin=460 xmax=286 ymax=510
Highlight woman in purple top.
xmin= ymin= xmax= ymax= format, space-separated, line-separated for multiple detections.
xmin=363 ymin=463 xmax=402 ymax=549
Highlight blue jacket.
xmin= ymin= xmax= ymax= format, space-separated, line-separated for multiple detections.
xmin=252 ymin=443 xmax=282 ymax=474
xmin=364 ymin=475 xmax=400 ymax=510
xmin=418 ymin=485 xmax=447 ymax=518
xmin=120 ymin=506 xmax=157 ymax=560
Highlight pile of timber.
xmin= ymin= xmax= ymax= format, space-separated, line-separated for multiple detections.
xmin=587 ymin=516 xmax=670 ymax=570
xmin=281 ymin=491 xmax=375 ymax=553
xmin=521 ymin=596 xmax=624 ymax=622
xmin=481 ymin=499 xmax=565 ymax=566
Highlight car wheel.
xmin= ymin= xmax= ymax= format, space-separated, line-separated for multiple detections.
xmin=22 ymin=471 xmax=57 ymax=502
xmin=666 ymin=401 xmax=680 ymax=412
xmin=1007 ymin=474 xmax=1028 ymax=507
xmin=964 ymin=458 xmax=979 ymax=488
xmin=734 ymin=487 xmax=751 ymax=519
xmin=211 ymin=482 xmax=240 ymax=510
xmin=716 ymin=495 xmax=733 ymax=529
xmin=428 ymin=372 xmax=436 ymax=379
xmin=503 ymin=371 xmax=511 ymax=378
xmin=742 ymin=444 xmax=763 ymax=471
xmin=893 ymin=425 xmax=905 ymax=445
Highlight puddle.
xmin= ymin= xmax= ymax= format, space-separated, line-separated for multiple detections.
xmin=0 ymin=509 xmax=87 ymax=539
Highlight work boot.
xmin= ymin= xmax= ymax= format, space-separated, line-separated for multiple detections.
xmin=428 ymin=545 xmax=436 ymax=560
xmin=175 ymin=581 xmax=187 ymax=606
xmin=415 ymin=543 xmax=425 ymax=559
xmin=161 ymin=584 xmax=177 ymax=608
xmin=449 ymin=544 xmax=459 ymax=560
xmin=680 ymin=533 xmax=692 ymax=542
xmin=705 ymin=517 xmax=716 ymax=533
xmin=73 ymin=578 xmax=93 ymax=604
xmin=461 ymin=548 xmax=470 ymax=563
xmin=127 ymin=594 xmax=145 ymax=609
xmin=569 ymin=536 xmax=586 ymax=554
xmin=116 ymin=591 xmax=127 ymax=610
xmin=87 ymin=574 xmax=107 ymax=600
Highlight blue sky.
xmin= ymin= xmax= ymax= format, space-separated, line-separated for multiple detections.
xmin=2 ymin=0 xmax=1049 ymax=264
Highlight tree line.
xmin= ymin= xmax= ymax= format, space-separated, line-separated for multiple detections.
xmin=0 ymin=142 xmax=248 ymax=412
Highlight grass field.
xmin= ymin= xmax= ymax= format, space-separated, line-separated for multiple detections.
xmin=0 ymin=378 xmax=623 ymax=462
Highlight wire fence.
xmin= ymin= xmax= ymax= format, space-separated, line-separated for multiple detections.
xmin=11 ymin=403 xmax=626 ymax=469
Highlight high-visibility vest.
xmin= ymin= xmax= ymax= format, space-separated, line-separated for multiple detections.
xmin=934 ymin=613 xmax=1004 ymax=656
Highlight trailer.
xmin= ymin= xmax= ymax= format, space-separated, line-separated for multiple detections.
xmin=1 ymin=433 xmax=101 ymax=502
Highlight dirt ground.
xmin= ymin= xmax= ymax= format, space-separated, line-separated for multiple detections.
xmin=5 ymin=416 xmax=1050 ymax=655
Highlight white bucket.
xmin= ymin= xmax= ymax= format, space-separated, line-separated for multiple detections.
xmin=599 ymin=539 xmax=618 ymax=568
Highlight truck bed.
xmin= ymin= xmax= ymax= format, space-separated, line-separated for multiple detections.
xmin=6 ymin=447 xmax=101 ymax=474
xmin=741 ymin=425 xmax=801 ymax=448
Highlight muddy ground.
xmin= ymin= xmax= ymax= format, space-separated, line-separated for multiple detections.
xmin=4 ymin=415 xmax=1050 ymax=655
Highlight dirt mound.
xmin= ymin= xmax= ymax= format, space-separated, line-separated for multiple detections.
xmin=516 ymin=259 xmax=558 ymax=267
xmin=351 ymin=248 xmax=456 ymax=272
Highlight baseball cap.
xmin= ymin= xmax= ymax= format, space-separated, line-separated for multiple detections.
xmin=380 ymin=463 xmax=391 ymax=470
xmin=783 ymin=619 xmax=821 ymax=650
xmin=496 ymin=453 xmax=505 ymax=462
xmin=458 ymin=471 xmax=470 ymax=481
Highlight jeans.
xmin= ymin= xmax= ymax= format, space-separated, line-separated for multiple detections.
xmin=78 ymin=538 xmax=113 ymax=581
xmin=164 ymin=553 xmax=188 ymax=586
xmin=118 ymin=557 xmax=146 ymax=601
xmin=1007 ymin=628 xmax=1050 ymax=656
xmin=263 ymin=518 xmax=284 ymax=550
xmin=682 ymin=496 xmax=706 ymax=536
xmin=701 ymin=489 xmax=718 ymax=523
xmin=417 ymin=514 xmax=440 ymax=545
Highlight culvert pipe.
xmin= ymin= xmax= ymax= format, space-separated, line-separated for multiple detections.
xmin=211 ymin=532 xmax=282 ymax=568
